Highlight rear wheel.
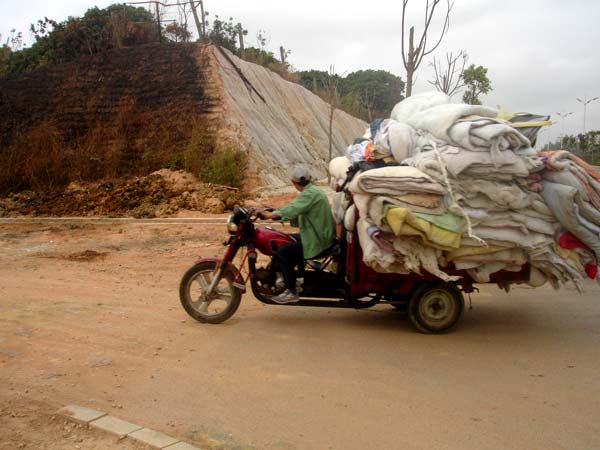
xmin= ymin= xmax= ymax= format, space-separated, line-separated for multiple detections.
xmin=408 ymin=282 xmax=464 ymax=333
xmin=179 ymin=261 xmax=242 ymax=324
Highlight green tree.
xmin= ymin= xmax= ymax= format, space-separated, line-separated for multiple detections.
xmin=207 ymin=15 xmax=242 ymax=53
xmin=339 ymin=70 xmax=404 ymax=120
xmin=242 ymin=47 xmax=279 ymax=66
xmin=297 ymin=70 xmax=334 ymax=93
xmin=296 ymin=69 xmax=404 ymax=121
xmin=462 ymin=64 xmax=492 ymax=105
xmin=164 ymin=22 xmax=191 ymax=43
xmin=0 ymin=30 xmax=21 ymax=65
xmin=0 ymin=5 xmax=156 ymax=76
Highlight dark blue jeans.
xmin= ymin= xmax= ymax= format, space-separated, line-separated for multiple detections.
xmin=274 ymin=233 xmax=304 ymax=294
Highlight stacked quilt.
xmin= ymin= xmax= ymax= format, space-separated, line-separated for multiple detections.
xmin=330 ymin=92 xmax=599 ymax=290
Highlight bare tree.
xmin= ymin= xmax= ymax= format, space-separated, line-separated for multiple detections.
xmin=325 ymin=65 xmax=340 ymax=184
xmin=401 ymin=0 xmax=453 ymax=97
xmin=3 ymin=29 xmax=24 ymax=51
xmin=428 ymin=50 xmax=467 ymax=96
xmin=198 ymin=0 xmax=207 ymax=38
xmin=177 ymin=2 xmax=191 ymax=34
xmin=256 ymin=29 xmax=269 ymax=51
xmin=237 ymin=23 xmax=245 ymax=54
xmin=363 ymin=87 xmax=376 ymax=123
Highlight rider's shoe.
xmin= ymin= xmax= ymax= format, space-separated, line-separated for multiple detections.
xmin=272 ymin=289 xmax=300 ymax=304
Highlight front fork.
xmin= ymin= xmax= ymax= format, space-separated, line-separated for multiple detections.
xmin=205 ymin=267 xmax=225 ymax=299
xmin=200 ymin=244 xmax=255 ymax=298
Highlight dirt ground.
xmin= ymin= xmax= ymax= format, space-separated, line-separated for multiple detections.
xmin=1 ymin=219 xmax=600 ymax=450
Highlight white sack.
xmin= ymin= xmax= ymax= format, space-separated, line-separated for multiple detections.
xmin=329 ymin=156 xmax=351 ymax=184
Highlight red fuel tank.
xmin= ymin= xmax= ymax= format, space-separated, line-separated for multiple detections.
xmin=254 ymin=226 xmax=296 ymax=256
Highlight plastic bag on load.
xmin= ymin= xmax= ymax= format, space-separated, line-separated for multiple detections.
xmin=373 ymin=119 xmax=418 ymax=163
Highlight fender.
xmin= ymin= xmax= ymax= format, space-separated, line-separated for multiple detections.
xmin=194 ymin=257 xmax=246 ymax=293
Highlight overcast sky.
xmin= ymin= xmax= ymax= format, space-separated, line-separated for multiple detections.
xmin=2 ymin=0 xmax=599 ymax=148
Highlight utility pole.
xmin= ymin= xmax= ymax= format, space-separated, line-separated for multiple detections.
xmin=555 ymin=111 xmax=573 ymax=149
xmin=576 ymin=95 xmax=598 ymax=161
xmin=189 ymin=0 xmax=204 ymax=39
xmin=576 ymin=95 xmax=599 ymax=134
xmin=155 ymin=1 xmax=162 ymax=43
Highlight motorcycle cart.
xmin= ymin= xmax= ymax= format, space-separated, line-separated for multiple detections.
xmin=179 ymin=206 xmax=530 ymax=333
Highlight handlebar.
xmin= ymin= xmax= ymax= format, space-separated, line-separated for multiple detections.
xmin=252 ymin=207 xmax=275 ymax=221
xmin=234 ymin=205 xmax=275 ymax=221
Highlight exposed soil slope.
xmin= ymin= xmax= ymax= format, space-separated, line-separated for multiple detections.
xmin=0 ymin=43 xmax=366 ymax=195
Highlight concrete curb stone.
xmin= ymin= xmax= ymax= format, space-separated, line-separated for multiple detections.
xmin=128 ymin=428 xmax=179 ymax=448
xmin=89 ymin=415 xmax=143 ymax=437
xmin=59 ymin=405 xmax=202 ymax=449
xmin=164 ymin=442 xmax=203 ymax=450
xmin=57 ymin=405 xmax=106 ymax=425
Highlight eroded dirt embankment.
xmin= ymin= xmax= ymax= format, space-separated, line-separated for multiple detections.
xmin=1 ymin=42 xmax=367 ymax=199
xmin=0 ymin=169 xmax=245 ymax=217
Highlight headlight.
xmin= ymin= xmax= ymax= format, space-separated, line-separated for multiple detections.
xmin=226 ymin=215 xmax=238 ymax=234
xmin=227 ymin=222 xmax=238 ymax=233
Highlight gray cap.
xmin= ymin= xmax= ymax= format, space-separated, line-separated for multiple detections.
xmin=291 ymin=166 xmax=312 ymax=184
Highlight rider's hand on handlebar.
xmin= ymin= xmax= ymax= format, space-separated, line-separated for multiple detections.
xmin=256 ymin=208 xmax=279 ymax=221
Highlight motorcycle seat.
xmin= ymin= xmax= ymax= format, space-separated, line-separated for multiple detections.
xmin=306 ymin=240 xmax=341 ymax=260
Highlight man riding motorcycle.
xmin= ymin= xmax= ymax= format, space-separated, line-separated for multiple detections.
xmin=257 ymin=167 xmax=335 ymax=304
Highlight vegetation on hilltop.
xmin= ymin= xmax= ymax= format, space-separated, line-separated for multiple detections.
xmin=1 ymin=4 xmax=406 ymax=121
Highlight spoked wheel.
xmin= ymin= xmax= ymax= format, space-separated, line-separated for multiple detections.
xmin=408 ymin=282 xmax=464 ymax=334
xmin=179 ymin=261 xmax=242 ymax=324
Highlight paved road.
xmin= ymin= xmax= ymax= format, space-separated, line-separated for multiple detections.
xmin=1 ymin=221 xmax=599 ymax=450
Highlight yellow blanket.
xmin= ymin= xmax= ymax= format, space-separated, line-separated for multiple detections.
xmin=385 ymin=207 xmax=461 ymax=250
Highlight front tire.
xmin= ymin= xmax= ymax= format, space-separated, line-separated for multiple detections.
xmin=408 ymin=282 xmax=464 ymax=333
xmin=179 ymin=261 xmax=242 ymax=324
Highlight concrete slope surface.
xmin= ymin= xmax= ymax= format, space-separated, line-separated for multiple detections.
xmin=212 ymin=46 xmax=367 ymax=187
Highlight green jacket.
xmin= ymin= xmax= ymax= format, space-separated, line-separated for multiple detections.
xmin=274 ymin=183 xmax=335 ymax=258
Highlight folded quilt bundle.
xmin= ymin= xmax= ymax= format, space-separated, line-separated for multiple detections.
xmin=331 ymin=93 xmax=599 ymax=290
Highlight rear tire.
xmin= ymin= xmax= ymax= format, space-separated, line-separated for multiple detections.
xmin=408 ymin=282 xmax=464 ymax=333
xmin=179 ymin=261 xmax=242 ymax=324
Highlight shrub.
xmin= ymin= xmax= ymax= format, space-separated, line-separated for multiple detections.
xmin=199 ymin=146 xmax=248 ymax=188
xmin=0 ymin=122 xmax=68 ymax=193
xmin=182 ymin=121 xmax=216 ymax=175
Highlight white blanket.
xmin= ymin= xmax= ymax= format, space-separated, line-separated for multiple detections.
xmin=405 ymin=104 xmax=498 ymax=142
xmin=390 ymin=91 xmax=451 ymax=123
xmin=351 ymin=166 xmax=447 ymax=196
xmin=405 ymin=143 xmax=534 ymax=179
xmin=448 ymin=118 xmax=531 ymax=153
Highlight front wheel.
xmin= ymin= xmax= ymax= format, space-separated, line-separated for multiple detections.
xmin=179 ymin=261 xmax=242 ymax=324
xmin=408 ymin=282 xmax=464 ymax=334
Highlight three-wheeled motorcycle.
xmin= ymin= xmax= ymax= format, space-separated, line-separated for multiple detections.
xmin=179 ymin=206 xmax=530 ymax=333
